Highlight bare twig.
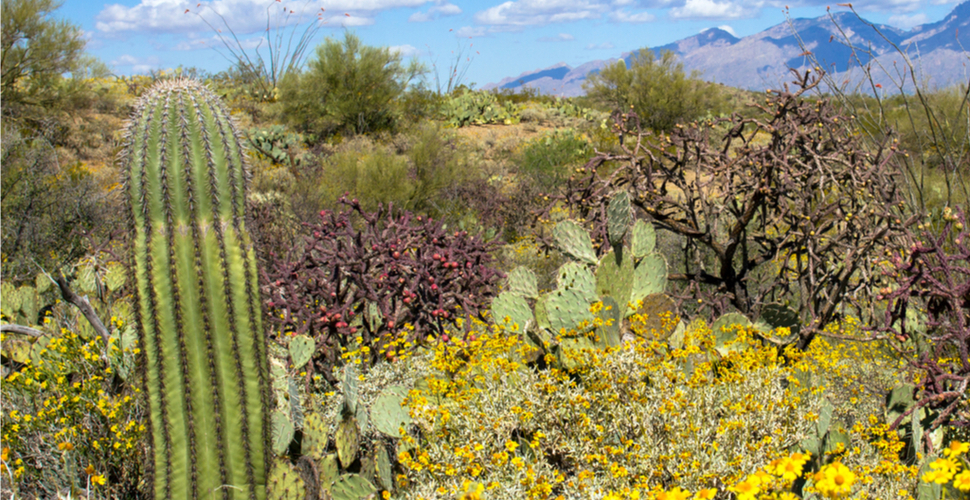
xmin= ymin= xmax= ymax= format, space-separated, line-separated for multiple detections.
xmin=0 ymin=324 xmax=45 ymax=337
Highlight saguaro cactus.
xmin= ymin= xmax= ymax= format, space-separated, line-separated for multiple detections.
xmin=121 ymin=78 xmax=272 ymax=500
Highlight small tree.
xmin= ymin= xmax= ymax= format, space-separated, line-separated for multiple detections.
xmin=1 ymin=0 xmax=85 ymax=107
xmin=278 ymin=32 xmax=423 ymax=139
xmin=583 ymin=48 xmax=726 ymax=132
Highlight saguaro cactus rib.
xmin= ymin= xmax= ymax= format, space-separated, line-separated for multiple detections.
xmin=122 ymin=79 xmax=271 ymax=500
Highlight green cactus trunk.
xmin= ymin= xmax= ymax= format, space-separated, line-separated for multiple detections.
xmin=121 ymin=79 xmax=272 ymax=500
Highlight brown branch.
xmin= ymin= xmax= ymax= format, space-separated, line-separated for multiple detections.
xmin=0 ymin=324 xmax=46 ymax=337
xmin=55 ymin=276 xmax=110 ymax=347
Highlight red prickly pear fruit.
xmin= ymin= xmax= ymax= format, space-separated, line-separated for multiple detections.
xmin=441 ymin=334 xmax=449 ymax=342
xmin=349 ymin=327 xmax=357 ymax=334
xmin=433 ymin=253 xmax=441 ymax=260
xmin=387 ymin=321 xmax=395 ymax=329
xmin=393 ymin=251 xmax=401 ymax=259
xmin=335 ymin=321 xmax=348 ymax=328
xmin=431 ymin=284 xmax=438 ymax=291
xmin=403 ymin=297 xmax=412 ymax=304
xmin=333 ymin=313 xmax=341 ymax=320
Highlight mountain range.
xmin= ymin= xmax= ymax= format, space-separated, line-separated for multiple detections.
xmin=484 ymin=2 xmax=970 ymax=96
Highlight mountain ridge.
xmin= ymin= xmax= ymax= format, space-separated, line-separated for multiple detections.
xmin=483 ymin=2 xmax=970 ymax=96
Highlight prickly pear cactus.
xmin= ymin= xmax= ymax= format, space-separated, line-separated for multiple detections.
xmin=553 ymin=220 xmax=597 ymax=264
xmin=374 ymin=445 xmax=393 ymax=491
xmin=371 ymin=385 xmax=411 ymax=438
xmin=272 ymin=410 xmax=294 ymax=456
xmin=318 ymin=454 xmax=340 ymax=495
xmin=711 ymin=312 xmax=752 ymax=356
xmin=505 ymin=266 xmax=539 ymax=298
xmin=632 ymin=294 xmax=678 ymax=341
xmin=121 ymin=78 xmax=271 ymax=499
xmin=594 ymin=296 xmax=622 ymax=347
xmin=546 ymin=289 xmax=595 ymax=334
xmin=760 ymin=303 xmax=800 ymax=336
xmin=607 ymin=191 xmax=632 ymax=248
xmin=267 ymin=460 xmax=306 ymax=500
xmin=630 ymin=219 xmax=657 ymax=258
xmin=288 ymin=334 xmax=314 ymax=369
xmin=302 ymin=412 xmax=328 ymax=460
xmin=595 ymin=250 xmax=635 ymax=309
xmin=330 ymin=474 xmax=377 ymax=500
xmin=491 ymin=292 xmax=534 ymax=334
xmin=556 ymin=262 xmax=597 ymax=302
xmin=335 ymin=415 xmax=360 ymax=468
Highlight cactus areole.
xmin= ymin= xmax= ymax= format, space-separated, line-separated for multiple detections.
xmin=121 ymin=78 xmax=272 ymax=500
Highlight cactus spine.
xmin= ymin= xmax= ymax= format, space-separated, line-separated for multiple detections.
xmin=121 ymin=79 xmax=271 ymax=500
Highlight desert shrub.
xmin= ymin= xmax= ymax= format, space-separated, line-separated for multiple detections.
xmin=261 ymin=198 xmax=503 ymax=383
xmin=300 ymin=123 xmax=475 ymax=220
xmin=583 ymin=48 xmax=727 ymax=132
xmin=0 ymin=257 xmax=146 ymax=499
xmin=516 ymin=128 xmax=591 ymax=195
xmin=550 ymin=70 xmax=911 ymax=350
xmin=1 ymin=129 xmax=106 ymax=281
xmin=305 ymin=315 xmax=956 ymax=499
xmin=278 ymin=32 xmax=422 ymax=140
xmin=315 ymin=136 xmax=413 ymax=212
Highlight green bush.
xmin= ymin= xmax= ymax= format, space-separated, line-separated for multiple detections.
xmin=583 ymin=49 xmax=727 ymax=132
xmin=305 ymin=123 xmax=471 ymax=217
xmin=277 ymin=32 xmax=422 ymax=140
xmin=516 ymin=129 xmax=591 ymax=194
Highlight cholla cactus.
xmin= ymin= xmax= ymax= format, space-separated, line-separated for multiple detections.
xmin=120 ymin=78 xmax=272 ymax=500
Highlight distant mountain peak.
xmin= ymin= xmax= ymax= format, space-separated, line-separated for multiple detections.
xmin=484 ymin=1 xmax=968 ymax=96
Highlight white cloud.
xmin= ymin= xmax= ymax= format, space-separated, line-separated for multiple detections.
xmin=434 ymin=3 xmax=462 ymax=15
xmin=390 ymin=44 xmax=421 ymax=56
xmin=408 ymin=2 xmax=462 ymax=22
xmin=609 ymin=9 xmax=656 ymax=22
xmin=586 ymin=41 xmax=615 ymax=49
xmin=456 ymin=26 xmax=489 ymax=37
xmin=538 ymin=33 xmax=575 ymax=41
xmin=473 ymin=0 xmax=607 ymax=27
xmin=669 ymin=0 xmax=746 ymax=19
xmin=111 ymin=54 xmax=161 ymax=73
xmin=409 ymin=11 xmax=434 ymax=21
xmin=172 ymin=33 xmax=265 ymax=51
xmin=888 ymin=12 xmax=928 ymax=29
xmin=97 ymin=0 xmax=428 ymax=35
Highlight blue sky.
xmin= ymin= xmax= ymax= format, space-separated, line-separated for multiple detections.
xmin=62 ymin=0 xmax=959 ymax=88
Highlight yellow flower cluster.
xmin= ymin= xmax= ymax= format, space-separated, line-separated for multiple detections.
xmin=1 ymin=327 xmax=145 ymax=495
